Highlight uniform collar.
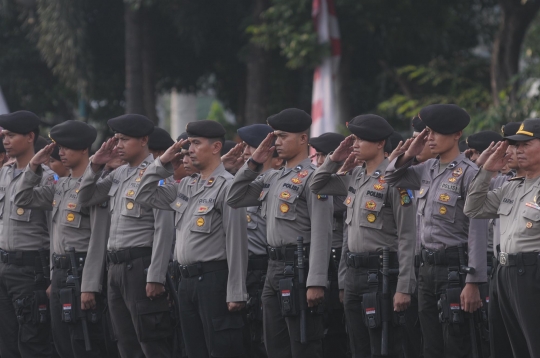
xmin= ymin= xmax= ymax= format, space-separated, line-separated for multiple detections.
xmin=282 ymin=157 xmax=313 ymax=176
xmin=188 ymin=163 xmax=228 ymax=188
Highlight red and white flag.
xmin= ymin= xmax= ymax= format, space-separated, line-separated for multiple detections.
xmin=311 ymin=0 xmax=341 ymax=138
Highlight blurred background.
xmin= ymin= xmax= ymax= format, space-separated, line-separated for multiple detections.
xmin=1 ymin=0 xmax=540 ymax=143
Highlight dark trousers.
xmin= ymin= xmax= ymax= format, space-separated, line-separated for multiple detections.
xmin=417 ymin=263 xmax=471 ymax=358
xmin=401 ymin=287 xmax=423 ymax=358
xmin=50 ymin=267 xmax=106 ymax=358
xmin=323 ymin=278 xmax=349 ymax=358
xmin=488 ymin=264 xmax=512 ymax=358
xmin=107 ymin=256 xmax=172 ymax=358
xmin=178 ymin=268 xmax=244 ymax=358
xmin=262 ymin=259 xmax=324 ymax=358
xmin=0 ymin=262 xmax=52 ymax=358
xmin=497 ymin=256 xmax=540 ymax=358
xmin=245 ymin=269 xmax=267 ymax=358
xmin=343 ymin=266 xmax=402 ymax=358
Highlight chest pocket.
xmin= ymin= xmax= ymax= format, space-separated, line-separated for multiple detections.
xmin=246 ymin=206 xmax=259 ymax=230
xmin=358 ymin=196 xmax=384 ymax=230
xmin=258 ymin=187 xmax=270 ymax=218
xmin=275 ymin=189 xmax=301 ymax=221
xmin=170 ymin=199 xmax=188 ymax=228
xmin=121 ymin=198 xmax=142 ymax=218
xmin=108 ymin=183 xmax=120 ymax=212
xmin=496 ymin=202 xmax=513 ymax=235
xmin=343 ymin=193 xmax=356 ymax=225
xmin=10 ymin=205 xmax=31 ymax=222
xmin=433 ymin=190 xmax=460 ymax=223
xmin=51 ymin=193 xmax=62 ymax=221
xmin=60 ymin=204 xmax=87 ymax=229
xmin=417 ymin=187 xmax=429 ymax=216
xmin=190 ymin=203 xmax=215 ymax=234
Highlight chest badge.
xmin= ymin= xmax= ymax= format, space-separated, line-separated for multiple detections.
xmin=399 ymin=189 xmax=412 ymax=206
xmin=66 ymin=213 xmax=75 ymax=222
xmin=378 ymin=176 xmax=386 ymax=184
xmin=317 ymin=194 xmax=328 ymax=201
xmin=419 ymin=188 xmax=424 ymax=196
xmin=52 ymin=200 xmax=56 ymax=206
xmin=175 ymin=201 xmax=182 ymax=208
xmin=345 ymin=197 xmax=352 ymax=205
xmin=196 ymin=217 xmax=205 ymax=227
xmin=367 ymin=213 xmax=376 ymax=223
xmin=259 ymin=191 xmax=264 ymax=199
xmin=439 ymin=206 xmax=447 ymax=215
xmin=526 ymin=222 xmax=533 ymax=229
xmin=198 ymin=206 xmax=208 ymax=213
xmin=126 ymin=190 xmax=135 ymax=197
xmin=374 ymin=183 xmax=385 ymax=191
xmin=291 ymin=177 xmax=302 ymax=184
xmin=16 ymin=208 xmax=24 ymax=216
xmin=280 ymin=191 xmax=291 ymax=200
xmin=448 ymin=177 xmax=457 ymax=183
xmin=280 ymin=203 xmax=290 ymax=213
xmin=452 ymin=168 xmax=463 ymax=177
xmin=207 ymin=177 xmax=215 ymax=186
xmin=298 ymin=170 xmax=308 ymax=178
xmin=67 ymin=203 xmax=77 ymax=210
xmin=439 ymin=193 xmax=450 ymax=202
xmin=126 ymin=201 xmax=134 ymax=210
xmin=135 ymin=177 xmax=141 ymax=182
xmin=365 ymin=200 xmax=377 ymax=210
xmin=246 ymin=214 xmax=252 ymax=223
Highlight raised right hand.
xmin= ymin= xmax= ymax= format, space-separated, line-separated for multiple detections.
xmin=482 ymin=141 xmax=509 ymax=172
xmin=29 ymin=143 xmax=56 ymax=172
xmin=330 ymin=135 xmax=355 ymax=162
xmin=251 ymin=133 xmax=276 ymax=165
xmin=160 ymin=139 xmax=189 ymax=164
xmin=403 ymin=128 xmax=429 ymax=160
xmin=92 ymin=137 xmax=119 ymax=166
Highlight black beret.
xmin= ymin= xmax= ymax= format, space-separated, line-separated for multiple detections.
xmin=34 ymin=136 xmax=49 ymax=153
xmin=107 ymin=114 xmax=154 ymax=137
xmin=176 ymin=132 xmax=190 ymax=150
xmin=506 ymin=118 xmax=540 ymax=142
xmin=466 ymin=131 xmax=503 ymax=153
xmin=384 ymin=131 xmax=404 ymax=153
xmin=418 ymin=104 xmax=470 ymax=134
xmin=237 ymin=124 xmax=274 ymax=148
xmin=458 ymin=140 xmax=469 ymax=152
xmin=0 ymin=111 xmax=40 ymax=134
xmin=267 ymin=108 xmax=312 ymax=133
xmin=501 ymin=122 xmax=521 ymax=137
xmin=148 ymin=127 xmax=174 ymax=151
xmin=50 ymin=145 xmax=61 ymax=161
xmin=309 ymin=132 xmax=345 ymax=155
xmin=221 ymin=140 xmax=237 ymax=155
xmin=411 ymin=116 xmax=426 ymax=132
xmin=49 ymin=120 xmax=97 ymax=150
xmin=186 ymin=120 xmax=226 ymax=138
xmin=347 ymin=114 xmax=393 ymax=142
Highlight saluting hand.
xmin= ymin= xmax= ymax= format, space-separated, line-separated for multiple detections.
xmin=480 ymin=141 xmax=509 ymax=172
xmin=403 ymin=128 xmax=429 ymax=160
xmin=388 ymin=138 xmax=413 ymax=162
xmin=91 ymin=137 xmax=119 ymax=168
xmin=160 ymin=139 xmax=189 ymax=164
xmin=330 ymin=135 xmax=354 ymax=162
xmin=29 ymin=143 xmax=56 ymax=172
xmin=338 ymin=153 xmax=361 ymax=174
xmin=250 ymin=133 xmax=276 ymax=167
xmin=221 ymin=142 xmax=246 ymax=173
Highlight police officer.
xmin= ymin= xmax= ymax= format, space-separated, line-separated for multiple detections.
xmin=76 ymin=114 xmax=175 ymax=357
xmin=227 ymin=108 xmax=334 ymax=358
xmin=385 ymin=104 xmax=487 ymax=358
xmin=48 ymin=145 xmax=70 ymax=178
xmin=134 ymin=120 xmax=248 ymax=358
xmin=14 ymin=120 xmax=109 ymax=357
xmin=0 ymin=111 xmax=55 ymax=358
xmin=464 ymin=118 xmax=540 ymax=358
xmin=309 ymin=132 xmax=349 ymax=358
xmin=310 ymin=115 xmax=416 ymax=358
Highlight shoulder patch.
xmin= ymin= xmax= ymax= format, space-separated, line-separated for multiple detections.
xmin=398 ymin=188 xmax=412 ymax=207
xmin=317 ymin=194 xmax=328 ymax=201
xmin=509 ymin=176 xmax=525 ymax=182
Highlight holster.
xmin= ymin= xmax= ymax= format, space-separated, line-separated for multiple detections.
xmin=34 ymin=290 xmax=49 ymax=324
xmin=362 ymin=292 xmax=382 ymax=329
xmin=279 ymin=276 xmax=299 ymax=317
xmin=438 ymin=287 xmax=464 ymax=324
xmin=60 ymin=287 xmax=77 ymax=323
xmin=247 ymin=288 xmax=264 ymax=322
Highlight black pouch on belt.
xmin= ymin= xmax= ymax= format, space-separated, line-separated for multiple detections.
xmin=33 ymin=290 xmax=49 ymax=324
xmin=362 ymin=292 xmax=382 ymax=329
xmin=59 ymin=287 xmax=77 ymax=323
xmin=278 ymin=277 xmax=298 ymax=317
xmin=438 ymin=287 xmax=464 ymax=324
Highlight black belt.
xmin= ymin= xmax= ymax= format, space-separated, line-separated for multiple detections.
xmin=0 ymin=249 xmax=46 ymax=267
xmin=420 ymin=245 xmax=466 ymax=266
xmin=498 ymin=252 xmax=539 ymax=267
xmin=267 ymin=244 xmax=310 ymax=262
xmin=107 ymin=247 xmax=152 ymax=264
xmin=52 ymin=252 xmax=87 ymax=269
xmin=248 ymin=255 xmax=268 ymax=271
xmin=179 ymin=260 xmax=228 ymax=278
xmin=346 ymin=251 xmax=398 ymax=269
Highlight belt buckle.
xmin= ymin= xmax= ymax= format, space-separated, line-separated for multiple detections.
xmin=110 ymin=252 xmax=120 ymax=264
xmin=499 ymin=252 xmax=509 ymax=266
xmin=180 ymin=266 xmax=188 ymax=278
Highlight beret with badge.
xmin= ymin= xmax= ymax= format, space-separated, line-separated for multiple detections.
xmin=419 ymin=104 xmax=470 ymax=134
xmin=49 ymin=120 xmax=97 ymax=150
xmin=347 ymin=114 xmax=394 ymax=142
xmin=186 ymin=120 xmax=226 ymax=138
xmin=267 ymin=108 xmax=312 ymax=133
xmin=108 ymin=114 xmax=154 ymax=137
xmin=309 ymin=132 xmax=345 ymax=155
xmin=501 ymin=122 xmax=522 ymax=137
xmin=505 ymin=118 xmax=540 ymax=142
xmin=148 ymin=126 xmax=175 ymax=151
xmin=0 ymin=110 xmax=41 ymax=134
xmin=466 ymin=130 xmax=503 ymax=153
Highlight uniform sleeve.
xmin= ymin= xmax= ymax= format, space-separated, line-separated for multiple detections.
xmin=133 ymin=158 xmax=177 ymax=211
xmin=226 ymin=162 xmax=265 ymax=208
xmin=306 ymin=177 xmax=334 ymax=287
xmin=81 ymin=204 xmax=109 ymax=293
xmin=222 ymin=184 xmax=248 ymax=302
xmin=390 ymin=188 xmax=417 ymax=294
xmin=338 ymin=221 xmax=349 ymax=290
xmin=146 ymin=208 xmax=175 ymax=284
xmin=463 ymin=168 xmax=502 ymax=219
xmin=309 ymin=156 xmax=351 ymax=196
xmin=78 ymin=163 xmax=114 ymax=207
xmin=14 ymin=165 xmax=55 ymax=210
xmin=384 ymin=155 xmax=425 ymax=190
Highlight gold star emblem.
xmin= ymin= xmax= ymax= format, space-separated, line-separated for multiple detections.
xmin=367 ymin=213 xmax=376 ymax=223
xmin=280 ymin=203 xmax=290 ymax=213
xmin=196 ymin=217 xmax=205 ymax=227
xmin=66 ymin=213 xmax=75 ymax=222
xmin=439 ymin=206 xmax=447 ymax=215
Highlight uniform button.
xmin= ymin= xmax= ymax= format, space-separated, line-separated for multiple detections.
xmin=519 ymin=269 xmax=523 ymax=273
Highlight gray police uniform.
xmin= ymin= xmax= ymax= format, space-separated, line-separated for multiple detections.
xmin=133 ymin=159 xmax=248 ymax=358
xmin=385 ymin=153 xmax=487 ymax=358
xmin=227 ymin=157 xmax=333 ymax=358
xmin=76 ymin=155 xmax=174 ymax=358
xmin=311 ymin=157 xmax=416 ymax=357
xmin=464 ymin=168 xmax=540 ymax=358
xmin=0 ymin=163 xmax=55 ymax=358
xmin=15 ymin=166 xmax=109 ymax=358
